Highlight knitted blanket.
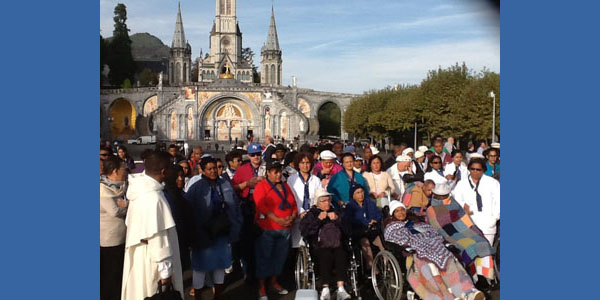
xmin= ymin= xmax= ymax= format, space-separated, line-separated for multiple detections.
xmin=426 ymin=198 xmax=494 ymax=266
xmin=384 ymin=221 xmax=454 ymax=270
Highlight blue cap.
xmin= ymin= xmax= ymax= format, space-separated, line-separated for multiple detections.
xmin=248 ymin=143 xmax=262 ymax=154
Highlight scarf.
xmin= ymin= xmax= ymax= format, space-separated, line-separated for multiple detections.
xmin=455 ymin=164 xmax=462 ymax=181
xmin=266 ymin=177 xmax=291 ymax=210
xmin=210 ymin=183 xmax=226 ymax=215
xmin=299 ymin=173 xmax=312 ymax=210
xmin=468 ymin=177 xmax=483 ymax=211
xmin=435 ymin=168 xmax=445 ymax=177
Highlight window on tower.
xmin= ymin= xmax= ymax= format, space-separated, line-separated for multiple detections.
xmin=226 ymin=0 xmax=231 ymax=15
xmin=220 ymin=0 xmax=225 ymax=14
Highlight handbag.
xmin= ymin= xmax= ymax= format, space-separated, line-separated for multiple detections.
xmin=144 ymin=280 xmax=183 ymax=300
xmin=204 ymin=184 xmax=231 ymax=240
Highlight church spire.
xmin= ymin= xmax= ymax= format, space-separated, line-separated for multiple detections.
xmin=263 ymin=6 xmax=280 ymax=51
xmin=172 ymin=2 xmax=186 ymax=48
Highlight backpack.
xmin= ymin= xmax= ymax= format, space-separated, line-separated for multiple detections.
xmin=317 ymin=221 xmax=341 ymax=249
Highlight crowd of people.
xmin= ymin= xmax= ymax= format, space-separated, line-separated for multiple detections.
xmin=99 ymin=135 xmax=500 ymax=300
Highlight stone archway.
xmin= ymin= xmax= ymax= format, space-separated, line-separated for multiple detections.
xmin=109 ymin=98 xmax=137 ymax=139
xmin=200 ymin=96 xmax=256 ymax=142
xmin=317 ymin=101 xmax=341 ymax=138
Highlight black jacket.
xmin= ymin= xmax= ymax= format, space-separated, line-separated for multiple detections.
xmin=299 ymin=206 xmax=349 ymax=249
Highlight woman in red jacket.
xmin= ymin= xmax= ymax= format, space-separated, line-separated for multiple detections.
xmin=253 ymin=160 xmax=298 ymax=300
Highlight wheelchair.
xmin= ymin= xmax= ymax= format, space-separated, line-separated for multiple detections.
xmin=294 ymin=236 xmax=365 ymax=299
xmin=370 ymin=221 xmax=501 ymax=300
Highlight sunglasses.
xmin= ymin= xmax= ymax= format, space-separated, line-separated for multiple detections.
xmin=469 ymin=168 xmax=483 ymax=171
xmin=217 ymin=166 xmax=224 ymax=169
xmin=248 ymin=153 xmax=259 ymax=157
xmin=100 ymin=153 xmax=109 ymax=157
xmin=431 ymin=161 xmax=441 ymax=164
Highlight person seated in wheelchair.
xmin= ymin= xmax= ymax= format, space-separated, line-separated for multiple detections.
xmin=299 ymin=188 xmax=352 ymax=300
xmin=384 ymin=200 xmax=486 ymax=300
xmin=344 ymin=184 xmax=385 ymax=271
xmin=426 ymin=182 xmax=496 ymax=289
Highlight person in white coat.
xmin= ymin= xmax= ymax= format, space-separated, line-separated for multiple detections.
xmin=121 ymin=151 xmax=184 ymax=300
xmin=424 ymin=156 xmax=448 ymax=185
xmin=287 ymin=152 xmax=323 ymax=248
xmin=451 ymin=158 xmax=500 ymax=245
xmin=386 ymin=155 xmax=412 ymax=198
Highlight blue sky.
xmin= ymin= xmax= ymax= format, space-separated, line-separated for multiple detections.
xmin=100 ymin=0 xmax=499 ymax=94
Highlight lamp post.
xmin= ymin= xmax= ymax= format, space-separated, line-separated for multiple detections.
xmin=488 ymin=91 xmax=496 ymax=144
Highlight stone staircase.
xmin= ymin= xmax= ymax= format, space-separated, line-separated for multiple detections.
xmin=153 ymin=94 xmax=183 ymax=115
xmin=274 ymin=91 xmax=309 ymax=124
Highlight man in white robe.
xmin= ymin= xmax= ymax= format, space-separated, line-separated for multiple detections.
xmin=121 ymin=151 xmax=184 ymax=300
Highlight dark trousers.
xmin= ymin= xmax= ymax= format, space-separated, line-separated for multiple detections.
xmin=100 ymin=244 xmax=125 ymax=300
xmin=314 ymin=247 xmax=348 ymax=285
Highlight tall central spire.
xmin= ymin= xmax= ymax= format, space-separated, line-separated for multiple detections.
xmin=263 ymin=6 xmax=280 ymax=51
xmin=172 ymin=2 xmax=186 ymax=48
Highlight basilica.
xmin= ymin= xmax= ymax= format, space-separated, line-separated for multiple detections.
xmin=100 ymin=0 xmax=357 ymax=143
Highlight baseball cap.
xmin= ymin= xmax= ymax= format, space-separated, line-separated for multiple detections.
xmin=248 ymin=143 xmax=262 ymax=154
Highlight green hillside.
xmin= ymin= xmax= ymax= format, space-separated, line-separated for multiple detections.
xmin=106 ymin=32 xmax=170 ymax=61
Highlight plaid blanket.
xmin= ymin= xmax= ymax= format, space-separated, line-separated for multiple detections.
xmin=426 ymin=197 xmax=495 ymax=266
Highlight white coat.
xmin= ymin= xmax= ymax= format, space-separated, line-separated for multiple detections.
xmin=451 ymin=175 xmax=500 ymax=236
xmin=121 ymin=173 xmax=183 ymax=300
xmin=387 ymin=163 xmax=409 ymax=197
xmin=287 ymin=172 xmax=323 ymax=247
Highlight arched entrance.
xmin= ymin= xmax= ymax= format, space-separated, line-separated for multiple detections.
xmin=317 ymin=101 xmax=341 ymax=138
xmin=109 ymin=98 xmax=137 ymax=139
xmin=201 ymin=97 xmax=256 ymax=142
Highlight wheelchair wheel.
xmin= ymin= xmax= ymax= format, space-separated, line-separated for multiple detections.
xmin=372 ymin=250 xmax=403 ymax=300
xmin=295 ymin=245 xmax=312 ymax=289
xmin=347 ymin=246 xmax=361 ymax=299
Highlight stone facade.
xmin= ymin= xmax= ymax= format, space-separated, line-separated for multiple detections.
xmin=100 ymin=0 xmax=358 ymax=143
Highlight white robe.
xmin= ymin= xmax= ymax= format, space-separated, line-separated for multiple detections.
xmin=451 ymin=175 xmax=500 ymax=237
xmin=121 ymin=173 xmax=183 ymax=300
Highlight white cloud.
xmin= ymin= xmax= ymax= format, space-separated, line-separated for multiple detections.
xmin=284 ymin=39 xmax=499 ymax=94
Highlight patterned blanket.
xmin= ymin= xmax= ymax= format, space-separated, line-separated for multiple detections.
xmin=426 ymin=197 xmax=494 ymax=266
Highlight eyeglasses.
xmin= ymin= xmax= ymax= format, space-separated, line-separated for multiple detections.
xmin=248 ymin=153 xmax=259 ymax=157
xmin=469 ymin=168 xmax=483 ymax=171
xmin=431 ymin=161 xmax=441 ymax=164
xmin=488 ymin=155 xmax=498 ymax=158
xmin=100 ymin=153 xmax=109 ymax=157
xmin=217 ymin=166 xmax=224 ymax=169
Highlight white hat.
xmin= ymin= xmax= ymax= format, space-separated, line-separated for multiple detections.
xmin=418 ymin=146 xmax=429 ymax=153
xmin=469 ymin=153 xmax=485 ymax=161
xmin=370 ymin=146 xmax=380 ymax=155
xmin=314 ymin=188 xmax=334 ymax=201
xmin=414 ymin=151 xmax=425 ymax=159
xmin=319 ymin=150 xmax=337 ymax=160
xmin=389 ymin=200 xmax=406 ymax=215
xmin=402 ymin=147 xmax=414 ymax=156
xmin=491 ymin=142 xmax=500 ymax=149
xmin=432 ymin=182 xmax=453 ymax=196
xmin=396 ymin=155 xmax=411 ymax=162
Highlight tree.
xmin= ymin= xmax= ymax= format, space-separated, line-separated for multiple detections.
xmin=343 ymin=63 xmax=500 ymax=146
xmin=108 ymin=3 xmax=136 ymax=87
xmin=100 ymin=35 xmax=108 ymax=85
xmin=138 ymin=68 xmax=158 ymax=86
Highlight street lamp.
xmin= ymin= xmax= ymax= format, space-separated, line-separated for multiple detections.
xmin=488 ymin=91 xmax=496 ymax=144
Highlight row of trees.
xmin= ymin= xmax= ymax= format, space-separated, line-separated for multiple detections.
xmin=343 ymin=63 xmax=500 ymax=147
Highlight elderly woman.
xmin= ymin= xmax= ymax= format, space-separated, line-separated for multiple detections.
xmin=423 ymin=156 xmax=448 ymax=185
xmin=363 ymin=155 xmax=397 ymax=208
xmin=328 ymin=153 xmax=370 ymax=208
xmin=253 ymin=160 xmax=298 ymax=300
xmin=300 ymin=189 xmax=352 ymax=300
xmin=384 ymin=201 xmax=485 ymax=300
xmin=312 ymin=150 xmax=343 ymax=188
xmin=427 ymin=182 xmax=496 ymax=287
xmin=345 ymin=184 xmax=384 ymax=270
xmin=100 ymin=155 xmax=128 ymax=300
xmin=185 ymin=157 xmax=242 ymax=300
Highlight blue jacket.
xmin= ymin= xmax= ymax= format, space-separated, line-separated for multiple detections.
xmin=184 ymin=177 xmax=243 ymax=249
xmin=485 ymin=161 xmax=500 ymax=177
xmin=344 ymin=198 xmax=382 ymax=232
xmin=327 ymin=170 xmax=370 ymax=208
